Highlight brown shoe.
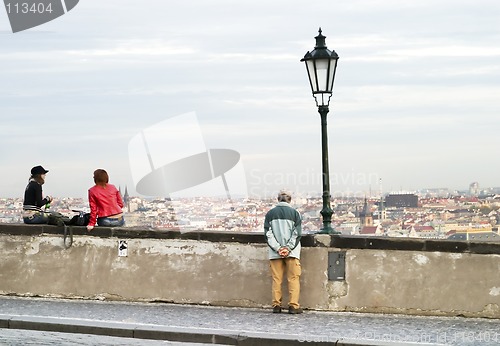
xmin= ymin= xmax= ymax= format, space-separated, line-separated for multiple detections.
xmin=288 ymin=306 xmax=303 ymax=314
xmin=272 ymin=306 xmax=282 ymax=313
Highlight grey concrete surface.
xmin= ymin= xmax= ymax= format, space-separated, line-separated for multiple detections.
xmin=1 ymin=296 xmax=500 ymax=345
xmin=3 ymin=228 xmax=500 ymax=318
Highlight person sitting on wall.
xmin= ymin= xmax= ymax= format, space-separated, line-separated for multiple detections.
xmin=22 ymin=165 xmax=53 ymax=224
xmin=87 ymin=169 xmax=125 ymax=231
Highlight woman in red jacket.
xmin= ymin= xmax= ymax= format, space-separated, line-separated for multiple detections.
xmin=87 ymin=169 xmax=124 ymax=231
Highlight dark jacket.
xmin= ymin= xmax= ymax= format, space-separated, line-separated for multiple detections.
xmin=23 ymin=180 xmax=50 ymax=212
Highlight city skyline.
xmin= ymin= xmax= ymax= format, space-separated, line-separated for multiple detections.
xmin=1 ymin=0 xmax=499 ymax=199
xmin=2 ymin=188 xmax=498 ymax=238
xmin=1 ymin=180 xmax=499 ymax=201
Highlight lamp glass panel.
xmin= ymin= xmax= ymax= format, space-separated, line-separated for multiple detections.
xmin=315 ymin=59 xmax=329 ymax=92
xmin=306 ymin=60 xmax=317 ymax=92
xmin=327 ymin=59 xmax=337 ymax=92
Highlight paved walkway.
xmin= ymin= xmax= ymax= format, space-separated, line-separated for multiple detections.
xmin=1 ymin=296 xmax=500 ymax=345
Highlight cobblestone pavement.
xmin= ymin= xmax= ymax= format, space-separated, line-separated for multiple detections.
xmin=0 ymin=328 xmax=209 ymax=346
xmin=1 ymin=296 xmax=500 ymax=345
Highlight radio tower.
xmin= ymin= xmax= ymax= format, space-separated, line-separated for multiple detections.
xmin=379 ymin=178 xmax=383 ymax=198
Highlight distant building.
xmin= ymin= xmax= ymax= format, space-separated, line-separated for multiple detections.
xmin=336 ymin=221 xmax=360 ymax=235
xmin=447 ymin=231 xmax=500 ymax=242
xmin=385 ymin=194 xmax=418 ymax=208
xmin=376 ymin=196 xmax=387 ymax=222
xmin=357 ymin=198 xmax=383 ymax=235
xmin=359 ymin=198 xmax=373 ymax=227
xmin=469 ymin=182 xmax=479 ymax=196
xmin=123 ymin=186 xmax=130 ymax=212
xmin=359 ymin=225 xmax=384 ymax=236
xmin=409 ymin=225 xmax=439 ymax=239
xmin=419 ymin=188 xmax=450 ymax=198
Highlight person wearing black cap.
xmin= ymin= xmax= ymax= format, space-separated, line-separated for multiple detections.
xmin=22 ymin=165 xmax=53 ymax=224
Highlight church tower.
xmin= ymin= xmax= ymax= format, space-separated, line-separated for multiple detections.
xmin=123 ymin=186 xmax=130 ymax=212
xmin=359 ymin=198 xmax=373 ymax=227
xmin=378 ymin=196 xmax=387 ymax=221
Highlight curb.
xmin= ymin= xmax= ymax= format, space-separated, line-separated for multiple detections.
xmin=0 ymin=314 xmax=442 ymax=346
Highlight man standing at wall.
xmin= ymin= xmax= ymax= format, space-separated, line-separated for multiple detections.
xmin=264 ymin=190 xmax=303 ymax=314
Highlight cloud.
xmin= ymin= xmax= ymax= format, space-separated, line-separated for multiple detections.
xmin=1 ymin=0 xmax=500 ymax=198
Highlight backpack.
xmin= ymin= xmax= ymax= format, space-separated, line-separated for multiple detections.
xmin=68 ymin=211 xmax=90 ymax=226
xmin=47 ymin=212 xmax=71 ymax=227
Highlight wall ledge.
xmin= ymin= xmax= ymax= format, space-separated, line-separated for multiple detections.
xmin=1 ymin=224 xmax=499 ymax=255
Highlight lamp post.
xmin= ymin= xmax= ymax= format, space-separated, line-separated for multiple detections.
xmin=301 ymin=28 xmax=340 ymax=234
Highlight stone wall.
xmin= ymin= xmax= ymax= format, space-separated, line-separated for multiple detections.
xmin=1 ymin=224 xmax=499 ymax=318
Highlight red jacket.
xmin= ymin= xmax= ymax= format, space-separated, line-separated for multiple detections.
xmin=88 ymin=184 xmax=124 ymax=226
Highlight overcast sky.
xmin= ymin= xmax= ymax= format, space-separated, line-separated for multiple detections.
xmin=1 ymin=0 xmax=499 ymax=200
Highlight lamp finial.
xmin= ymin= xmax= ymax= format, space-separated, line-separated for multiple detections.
xmin=315 ymin=28 xmax=326 ymax=49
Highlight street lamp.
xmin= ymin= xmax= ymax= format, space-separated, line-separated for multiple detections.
xmin=301 ymin=28 xmax=340 ymax=234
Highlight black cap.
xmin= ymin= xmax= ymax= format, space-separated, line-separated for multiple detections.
xmin=31 ymin=165 xmax=49 ymax=175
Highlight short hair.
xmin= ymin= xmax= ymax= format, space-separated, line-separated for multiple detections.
xmin=93 ymin=169 xmax=109 ymax=187
xmin=277 ymin=190 xmax=291 ymax=203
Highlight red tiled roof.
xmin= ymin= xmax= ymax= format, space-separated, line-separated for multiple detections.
xmin=414 ymin=226 xmax=435 ymax=231
xmin=360 ymin=226 xmax=378 ymax=234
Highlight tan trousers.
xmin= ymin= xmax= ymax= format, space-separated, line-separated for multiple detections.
xmin=269 ymin=257 xmax=301 ymax=309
